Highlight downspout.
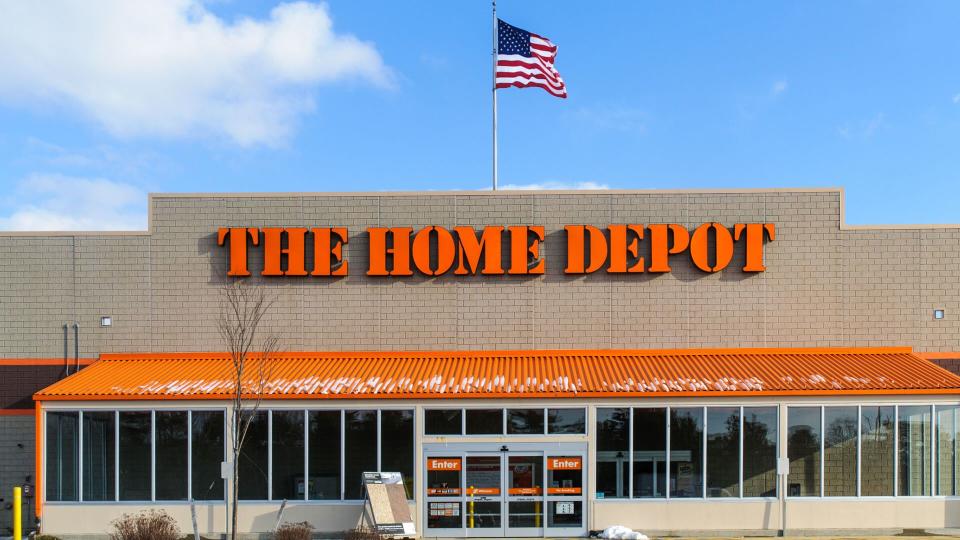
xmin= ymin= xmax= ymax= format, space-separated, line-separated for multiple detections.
xmin=73 ymin=322 xmax=80 ymax=374
xmin=62 ymin=324 xmax=69 ymax=376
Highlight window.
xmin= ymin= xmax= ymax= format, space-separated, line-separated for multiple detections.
xmin=45 ymin=409 xmax=229 ymax=504
xmin=899 ymin=405 xmax=932 ymax=496
xmin=427 ymin=457 xmax=462 ymax=497
xmin=238 ymin=411 xmax=268 ymax=500
xmin=742 ymin=407 xmax=777 ymax=497
xmin=191 ymin=410 xmax=225 ymax=501
xmin=427 ymin=408 xmax=586 ymax=436
xmin=119 ymin=412 xmax=152 ymax=501
xmin=344 ymin=410 xmax=377 ymax=500
xmin=425 ymin=409 xmax=462 ymax=435
xmin=706 ymin=407 xmax=739 ymax=498
xmin=507 ymin=409 xmax=544 ymax=434
xmin=272 ymin=410 xmax=304 ymax=500
xmin=670 ymin=407 xmax=703 ymax=498
xmin=82 ymin=411 xmax=115 ymax=502
xmin=426 ymin=456 xmax=462 ymax=529
xmin=308 ymin=410 xmax=341 ymax=500
xmin=823 ymin=406 xmax=857 ymax=496
xmin=937 ymin=405 xmax=959 ymax=496
xmin=548 ymin=408 xmax=586 ymax=434
xmin=596 ymin=408 xmax=629 ymax=498
xmin=632 ymin=408 xmax=666 ymax=498
xmin=155 ymin=411 xmax=188 ymax=501
xmin=597 ymin=405 xmax=779 ymax=500
xmin=547 ymin=455 xmax=582 ymax=496
xmin=861 ymin=406 xmax=895 ymax=496
xmin=47 ymin=411 xmax=79 ymax=502
xmin=466 ymin=409 xmax=502 ymax=435
xmin=381 ymin=410 xmax=415 ymax=498
xmin=787 ymin=407 xmax=821 ymax=497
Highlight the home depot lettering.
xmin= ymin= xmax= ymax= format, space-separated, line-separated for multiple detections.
xmin=216 ymin=223 xmax=775 ymax=277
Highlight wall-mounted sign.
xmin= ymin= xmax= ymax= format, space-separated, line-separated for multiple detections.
xmin=427 ymin=458 xmax=462 ymax=471
xmin=217 ymin=223 xmax=775 ymax=277
xmin=547 ymin=456 xmax=582 ymax=470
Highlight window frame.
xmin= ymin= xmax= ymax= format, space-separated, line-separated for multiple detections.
xmin=783 ymin=404 xmax=940 ymax=500
xmin=597 ymin=404 xmax=781 ymax=501
xmin=422 ymin=407 xmax=589 ymax=437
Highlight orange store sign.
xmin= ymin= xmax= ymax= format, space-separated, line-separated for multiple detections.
xmin=427 ymin=458 xmax=462 ymax=471
xmin=217 ymin=223 xmax=774 ymax=277
xmin=547 ymin=457 xmax=582 ymax=470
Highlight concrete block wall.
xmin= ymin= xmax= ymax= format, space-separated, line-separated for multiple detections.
xmin=0 ymin=416 xmax=36 ymax=534
xmin=0 ymin=189 xmax=956 ymax=358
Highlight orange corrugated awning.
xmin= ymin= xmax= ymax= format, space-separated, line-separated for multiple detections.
xmin=32 ymin=347 xmax=960 ymax=401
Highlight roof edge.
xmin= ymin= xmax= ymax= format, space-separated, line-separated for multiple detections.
xmin=98 ymin=346 xmax=916 ymax=361
xmin=35 ymin=387 xmax=960 ymax=403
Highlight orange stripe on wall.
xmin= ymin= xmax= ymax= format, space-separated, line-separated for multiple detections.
xmin=0 ymin=358 xmax=96 ymax=366
xmin=919 ymin=352 xmax=960 ymax=360
xmin=0 ymin=409 xmax=34 ymax=416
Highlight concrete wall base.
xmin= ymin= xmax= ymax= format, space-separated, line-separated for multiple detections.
xmin=630 ymin=529 xmax=904 ymax=538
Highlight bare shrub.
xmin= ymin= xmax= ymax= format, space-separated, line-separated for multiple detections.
xmin=344 ymin=526 xmax=382 ymax=540
xmin=109 ymin=510 xmax=180 ymax=540
xmin=274 ymin=521 xmax=314 ymax=540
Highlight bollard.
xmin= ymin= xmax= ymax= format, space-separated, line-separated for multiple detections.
xmin=468 ymin=486 xmax=474 ymax=528
xmin=13 ymin=486 xmax=22 ymax=540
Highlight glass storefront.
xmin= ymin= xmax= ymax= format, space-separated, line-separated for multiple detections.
xmin=40 ymin=401 xmax=960 ymax=538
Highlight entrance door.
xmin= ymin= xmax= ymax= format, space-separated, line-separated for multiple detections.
xmin=544 ymin=454 xmax=586 ymax=537
xmin=504 ymin=454 xmax=545 ymax=537
xmin=425 ymin=456 xmax=464 ymax=535
xmin=464 ymin=454 xmax=503 ymax=536
xmin=423 ymin=446 xmax=586 ymax=538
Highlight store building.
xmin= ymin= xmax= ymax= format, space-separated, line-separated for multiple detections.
xmin=1 ymin=188 xmax=960 ymax=538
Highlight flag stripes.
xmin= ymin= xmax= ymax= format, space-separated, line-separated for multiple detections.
xmin=495 ymin=19 xmax=566 ymax=98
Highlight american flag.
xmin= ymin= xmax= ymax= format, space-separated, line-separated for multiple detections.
xmin=496 ymin=18 xmax=567 ymax=98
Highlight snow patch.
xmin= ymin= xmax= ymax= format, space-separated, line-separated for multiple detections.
xmin=598 ymin=525 xmax=649 ymax=540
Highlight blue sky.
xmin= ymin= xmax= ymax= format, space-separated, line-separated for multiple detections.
xmin=0 ymin=1 xmax=958 ymax=230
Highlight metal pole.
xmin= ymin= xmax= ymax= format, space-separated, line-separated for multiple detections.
xmin=492 ymin=0 xmax=498 ymax=190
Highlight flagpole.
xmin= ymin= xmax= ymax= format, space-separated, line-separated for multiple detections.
xmin=492 ymin=0 xmax=498 ymax=190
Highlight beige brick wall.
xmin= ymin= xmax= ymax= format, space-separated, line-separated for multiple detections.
xmin=0 ymin=189 xmax=957 ymax=357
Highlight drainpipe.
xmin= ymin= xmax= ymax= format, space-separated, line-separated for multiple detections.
xmin=62 ymin=324 xmax=69 ymax=376
xmin=73 ymin=322 xmax=80 ymax=374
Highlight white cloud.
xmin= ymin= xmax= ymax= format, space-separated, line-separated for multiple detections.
xmin=772 ymin=80 xmax=788 ymax=95
xmin=953 ymin=93 xmax=960 ymax=104
xmin=0 ymin=175 xmax=147 ymax=231
xmin=497 ymin=181 xmax=610 ymax=190
xmin=0 ymin=1 xmax=390 ymax=146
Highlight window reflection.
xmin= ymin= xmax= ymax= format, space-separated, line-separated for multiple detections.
xmin=596 ymin=408 xmax=629 ymax=498
xmin=670 ymin=408 xmax=703 ymax=498
xmin=119 ymin=411 xmax=151 ymax=501
xmin=706 ymin=407 xmax=739 ymax=498
xmin=861 ymin=406 xmax=895 ymax=496
xmin=824 ymin=406 xmax=857 ymax=496
xmin=899 ymin=405 xmax=932 ymax=496
xmin=743 ymin=407 xmax=777 ymax=497
xmin=938 ymin=405 xmax=960 ymax=496
xmin=632 ymin=408 xmax=666 ymax=498
xmin=787 ymin=407 xmax=821 ymax=497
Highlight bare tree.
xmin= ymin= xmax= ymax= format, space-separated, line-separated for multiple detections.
xmin=217 ymin=280 xmax=280 ymax=540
